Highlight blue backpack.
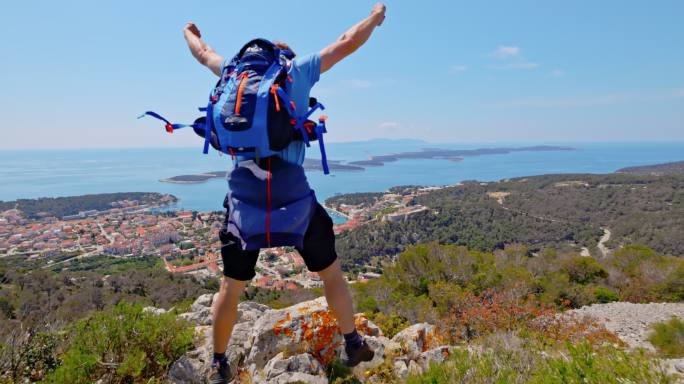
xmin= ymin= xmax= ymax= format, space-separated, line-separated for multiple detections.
xmin=140 ymin=38 xmax=330 ymax=174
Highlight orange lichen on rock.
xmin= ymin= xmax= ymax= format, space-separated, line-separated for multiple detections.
xmin=353 ymin=313 xmax=379 ymax=337
xmin=421 ymin=327 xmax=443 ymax=352
xmin=273 ymin=306 xmax=343 ymax=365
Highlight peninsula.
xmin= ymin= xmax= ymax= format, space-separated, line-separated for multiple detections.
xmin=616 ymin=160 xmax=684 ymax=176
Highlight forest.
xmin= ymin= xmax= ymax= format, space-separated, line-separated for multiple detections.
xmin=336 ymin=173 xmax=684 ymax=272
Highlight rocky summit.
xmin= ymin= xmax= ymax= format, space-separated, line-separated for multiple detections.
xmin=160 ymin=294 xmax=684 ymax=383
xmin=165 ymin=295 xmax=458 ymax=383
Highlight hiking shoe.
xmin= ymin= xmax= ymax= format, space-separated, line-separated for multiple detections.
xmin=206 ymin=360 xmax=234 ymax=384
xmin=344 ymin=340 xmax=375 ymax=367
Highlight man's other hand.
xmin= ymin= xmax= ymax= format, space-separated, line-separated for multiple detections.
xmin=184 ymin=22 xmax=202 ymax=38
xmin=371 ymin=3 xmax=386 ymax=26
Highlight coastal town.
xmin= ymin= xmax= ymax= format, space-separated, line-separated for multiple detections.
xmin=0 ymin=186 xmax=441 ymax=289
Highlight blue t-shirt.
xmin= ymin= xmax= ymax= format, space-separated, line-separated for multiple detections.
xmin=229 ymin=52 xmax=321 ymax=166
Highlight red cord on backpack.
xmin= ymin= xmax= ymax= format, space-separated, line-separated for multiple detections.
xmin=266 ymin=157 xmax=272 ymax=247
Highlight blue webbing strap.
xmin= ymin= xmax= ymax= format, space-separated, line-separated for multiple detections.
xmin=316 ymin=120 xmax=329 ymax=175
xmin=275 ymin=88 xmax=310 ymax=147
xmin=203 ymin=100 xmax=213 ymax=154
xmin=305 ymin=102 xmax=324 ymax=119
xmin=138 ymin=111 xmax=193 ymax=130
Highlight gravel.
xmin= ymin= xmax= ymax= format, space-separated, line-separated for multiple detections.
xmin=566 ymin=302 xmax=684 ymax=350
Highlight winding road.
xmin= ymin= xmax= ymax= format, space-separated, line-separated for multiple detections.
xmin=488 ymin=191 xmax=612 ymax=257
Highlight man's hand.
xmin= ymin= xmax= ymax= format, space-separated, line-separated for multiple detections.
xmin=371 ymin=3 xmax=386 ymax=26
xmin=183 ymin=22 xmax=202 ymax=38
xmin=183 ymin=21 xmax=224 ymax=76
xmin=320 ymin=3 xmax=386 ymax=73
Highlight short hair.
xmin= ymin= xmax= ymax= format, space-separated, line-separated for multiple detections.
xmin=273 ymin=41 xmax=296 ymax=58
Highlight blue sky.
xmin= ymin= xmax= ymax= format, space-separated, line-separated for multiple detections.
xmin=1 ymin=0 xmax=683 ymax=149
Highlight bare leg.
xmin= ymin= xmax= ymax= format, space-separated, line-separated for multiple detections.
xmin=212 ymin=276 xmax=247 ymax=354
xmin=317 ymin=259 xmax=355 ymax=334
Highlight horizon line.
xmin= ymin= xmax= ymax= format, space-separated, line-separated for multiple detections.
xmin=2 ymin=139 xmax=684 ymax=151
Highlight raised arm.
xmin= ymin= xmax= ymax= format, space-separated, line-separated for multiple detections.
xmin=319 ymin=3 xmax=386 ymax=74
xmin=183 ymin=22 xmax=224 ymax=76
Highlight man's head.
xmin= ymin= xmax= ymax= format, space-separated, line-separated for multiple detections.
xmin=274 ymin=41 xmax=296 ymax=58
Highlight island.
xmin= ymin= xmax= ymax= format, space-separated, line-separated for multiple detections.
xmin=160 ymin=145 xmax=575 ymax=183
xmin=348 ymin=146 xmax=574 ymax=167
xmin=160 ymin=159 xmax=364 ymax=184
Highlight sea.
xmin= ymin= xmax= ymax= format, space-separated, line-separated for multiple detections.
xmin=1 ymin=141 xmax=683 ymax=224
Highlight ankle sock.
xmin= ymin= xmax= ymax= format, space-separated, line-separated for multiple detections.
xmin=343 ymin=330 xmax=364 ymax=350
xmin=213 ymin=352 xmax=228 ymax=366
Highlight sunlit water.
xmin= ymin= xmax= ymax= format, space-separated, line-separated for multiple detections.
xmin=2 ymin=141 xmax=683 ymax=224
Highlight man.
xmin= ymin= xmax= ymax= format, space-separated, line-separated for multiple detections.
xmin=183 ymin=3 xmax=386 ymax=383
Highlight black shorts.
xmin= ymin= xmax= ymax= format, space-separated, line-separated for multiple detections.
xmin=219 ymin=203 xmax=338 ymax=281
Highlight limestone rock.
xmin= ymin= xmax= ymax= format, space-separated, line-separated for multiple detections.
xmin=662 ymin=358 xmax=684 ymax=378
xmin=246 ymin=297 xmax=343 ymax=368
xmin=393 ymin=359 xmax=408 ymax=379
xmin=352 ymin=337 xmax=386 ymax=374
xmin=167 ymin=355 xmax=205 ymax=384
xmin=226 ymin=322 xmax=253 ymax=365
xmin=416 ymin=345 xmax=457 ymax=371
xmin=391 ymin=323 xmax=443 ymax=360
xmin=179 ymin=306 xmax=212 ymax=326
xmin=354 ymin=313 xmax=383 ymax=337
xmin=142 ymin=306 xmax=166 ymax=316
xmin=169 ymin=297 xmax=408 ymax=383
xmin=191 ymin=293 xmax=214 ymax=313
xmin=263 ymin=352 xmax=324 ymax=379
xmin=167 ymin=327 xmax=212 ymax=383
xmin=677 ymin=360 xmax=684 ymax=374
xmin=407 ymin=359 xmax=422 ymax=375
xmin=238 ymin=301 xmax=270 ymax=323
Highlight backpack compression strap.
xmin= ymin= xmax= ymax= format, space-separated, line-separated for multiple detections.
xmin=273 ymin=89 xmax=330 ymax=174
xmin=138 ymin=111 xmax=203 ymax=133
xmin=138 ymin=110 xmax=213 ymax=154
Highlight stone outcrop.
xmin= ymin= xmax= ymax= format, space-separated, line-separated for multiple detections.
xmin=166 ymin=297 xmax=684 ymax=383
xmin=390 ymin=323 xmax=443 ymax=360
xmin=166 ymin=295 xmax=451 ymax=383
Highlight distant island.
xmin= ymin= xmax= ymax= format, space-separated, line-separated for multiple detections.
xmin=160 ymin=159 xmax=364 ymax=184
xmin=348 ymin=145 xmax=574 ymax=167
xmin=160 ymin=145 xmax=574 ymax=183
xmin=616 ymin=160 xmax=684 ymax=176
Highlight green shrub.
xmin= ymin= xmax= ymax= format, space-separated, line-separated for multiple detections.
xmin=594 ymin=286 xmax=620 ymax=303
xmin=407 ymin=342 xmax=673 ymax=384
xmin=368 ymin=312 xmax=410 ymax=339
xmin=661 ymin=264 xmax=684 ymax=301
xmin=532 ymin=342 xmax=673 ymax=384
xmin=24 ymin=332 xmax=62 ymax=380
xmin=562 ymin=256 xmax=608 ymax=285
xmin=611 ymin=245 xmax=659 ymax=277
xmin=648 ymin=317 xmax=684 ymax=358
xmin=43 ymin=301 xmax=193 ymax=384
xmin=326 ymin=359 xmax=360 ymax=384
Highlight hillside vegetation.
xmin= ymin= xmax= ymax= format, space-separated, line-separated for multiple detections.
xmin=337 ymin=174 xmax=684 ymax=272
xmin=353 ymin=243 xmax=683 ymax=339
